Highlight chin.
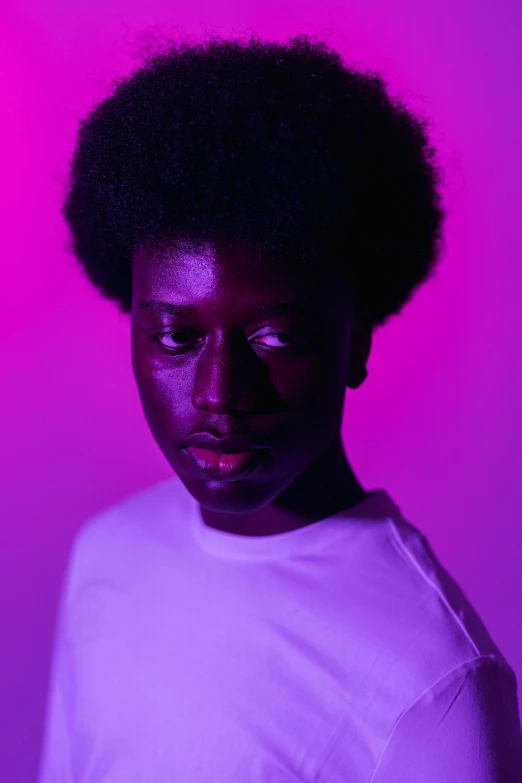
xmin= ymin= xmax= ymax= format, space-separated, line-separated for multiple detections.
xmin=182 ymin=476 xmax=275 ymax=514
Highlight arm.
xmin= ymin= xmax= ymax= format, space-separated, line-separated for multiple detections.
xmin=371 ymin=656 xmax=522 ymax=783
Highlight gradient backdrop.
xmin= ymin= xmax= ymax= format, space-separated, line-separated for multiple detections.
xmin=1 ymin=1 xmax=521 ymax=780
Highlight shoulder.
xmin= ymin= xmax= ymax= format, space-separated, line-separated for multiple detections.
xmin=383 ymin=495 xmax=512 ymax=665
xmin=370 ymin=654 xmax=522 ymax=781
xmin=63 ymin=476 xmax=189 ymax=592
xmin=355 ymin=492 xmax=517 ymax=702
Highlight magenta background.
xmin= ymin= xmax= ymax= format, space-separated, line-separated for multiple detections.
xmin=2 ymin=2 xmax=521 ymax=780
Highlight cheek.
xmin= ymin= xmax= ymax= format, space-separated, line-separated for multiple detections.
xmin=273 ymin=351 xmax=348 ymax=408
xmin=133 ymin=367 xmax=194 ymax=456
xmin=131 ymin=344 xmax=189 ymax=424
xmin=136 ymin=365 xmax=188 ymax=413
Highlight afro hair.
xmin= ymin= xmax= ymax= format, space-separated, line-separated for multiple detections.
xmin=62 ymin=29 xmax=447 ymax=329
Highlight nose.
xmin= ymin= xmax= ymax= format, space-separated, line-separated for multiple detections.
xmin=191 ymin=331 xmax=263 ymax=414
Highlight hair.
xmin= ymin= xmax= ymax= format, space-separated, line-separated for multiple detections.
xmin=62 ymin=29 xmax=447 ymax=329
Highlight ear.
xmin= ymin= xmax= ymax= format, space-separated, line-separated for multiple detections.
xmin=347 ymin=312 xmax=373 ymax=389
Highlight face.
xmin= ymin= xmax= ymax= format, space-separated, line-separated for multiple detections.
xmin=131 ymin=234 xmax=371 ymax=514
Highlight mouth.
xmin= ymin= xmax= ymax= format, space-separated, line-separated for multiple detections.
xmin=184 ymin=446 xmax=266 ymax=480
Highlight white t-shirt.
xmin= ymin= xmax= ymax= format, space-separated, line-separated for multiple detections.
xmin=38 ymin=477 xmax=522 ymax=782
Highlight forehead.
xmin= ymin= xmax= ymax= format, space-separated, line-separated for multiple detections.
xmin=131 ymin=235 xmax=351 ymax=313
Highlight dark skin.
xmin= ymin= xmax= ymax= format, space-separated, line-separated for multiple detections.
xmin=131 ymin=234 xmax=373 ymax=537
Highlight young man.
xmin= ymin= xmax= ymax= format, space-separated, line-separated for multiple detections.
xmin=38 ymin=30 xmax=522 ymax=781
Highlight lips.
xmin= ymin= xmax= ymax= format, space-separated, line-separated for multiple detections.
xmin=186 ymin=446 xmax=264 ymax=479
xmin=184 ymin=431 xmax=266 ymax=454
xmin=183 ymin=432 xmax=269 ymax=480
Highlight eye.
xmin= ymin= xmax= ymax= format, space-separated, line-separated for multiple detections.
xmin=252 ymin=331 xmax=312 ymax=353
xmin=152 ymin=330 xmax=202 ymax=351
xmin=151 ymin=328 xmax=310 ymax=354
xmin=253 ymin=332 xmax=296 ymax=348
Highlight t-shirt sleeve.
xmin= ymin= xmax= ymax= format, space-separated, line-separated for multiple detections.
xmin=37 ymin=530 xmax=86 ymax=783
xmin=371 ymin=655 xmax=522 ymax=783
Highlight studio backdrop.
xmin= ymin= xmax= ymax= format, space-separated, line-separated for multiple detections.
xmin=1 ymin=1 xmax=521 ymax=781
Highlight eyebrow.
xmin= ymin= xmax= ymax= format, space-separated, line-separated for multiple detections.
xmin=138 ymin=299 xmax=198 ymax=315
xmin=137 ymin=300 xmax=300 ymax=317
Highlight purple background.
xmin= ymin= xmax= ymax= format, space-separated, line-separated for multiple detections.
xmin=2 ymin=2 xmax=521 ymax=781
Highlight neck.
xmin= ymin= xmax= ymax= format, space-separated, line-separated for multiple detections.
xmin=200 ymin=434 xmax=367 ymax=536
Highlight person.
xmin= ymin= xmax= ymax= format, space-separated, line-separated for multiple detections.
xmin=38 ymin=29 xmax=522 ymax=782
